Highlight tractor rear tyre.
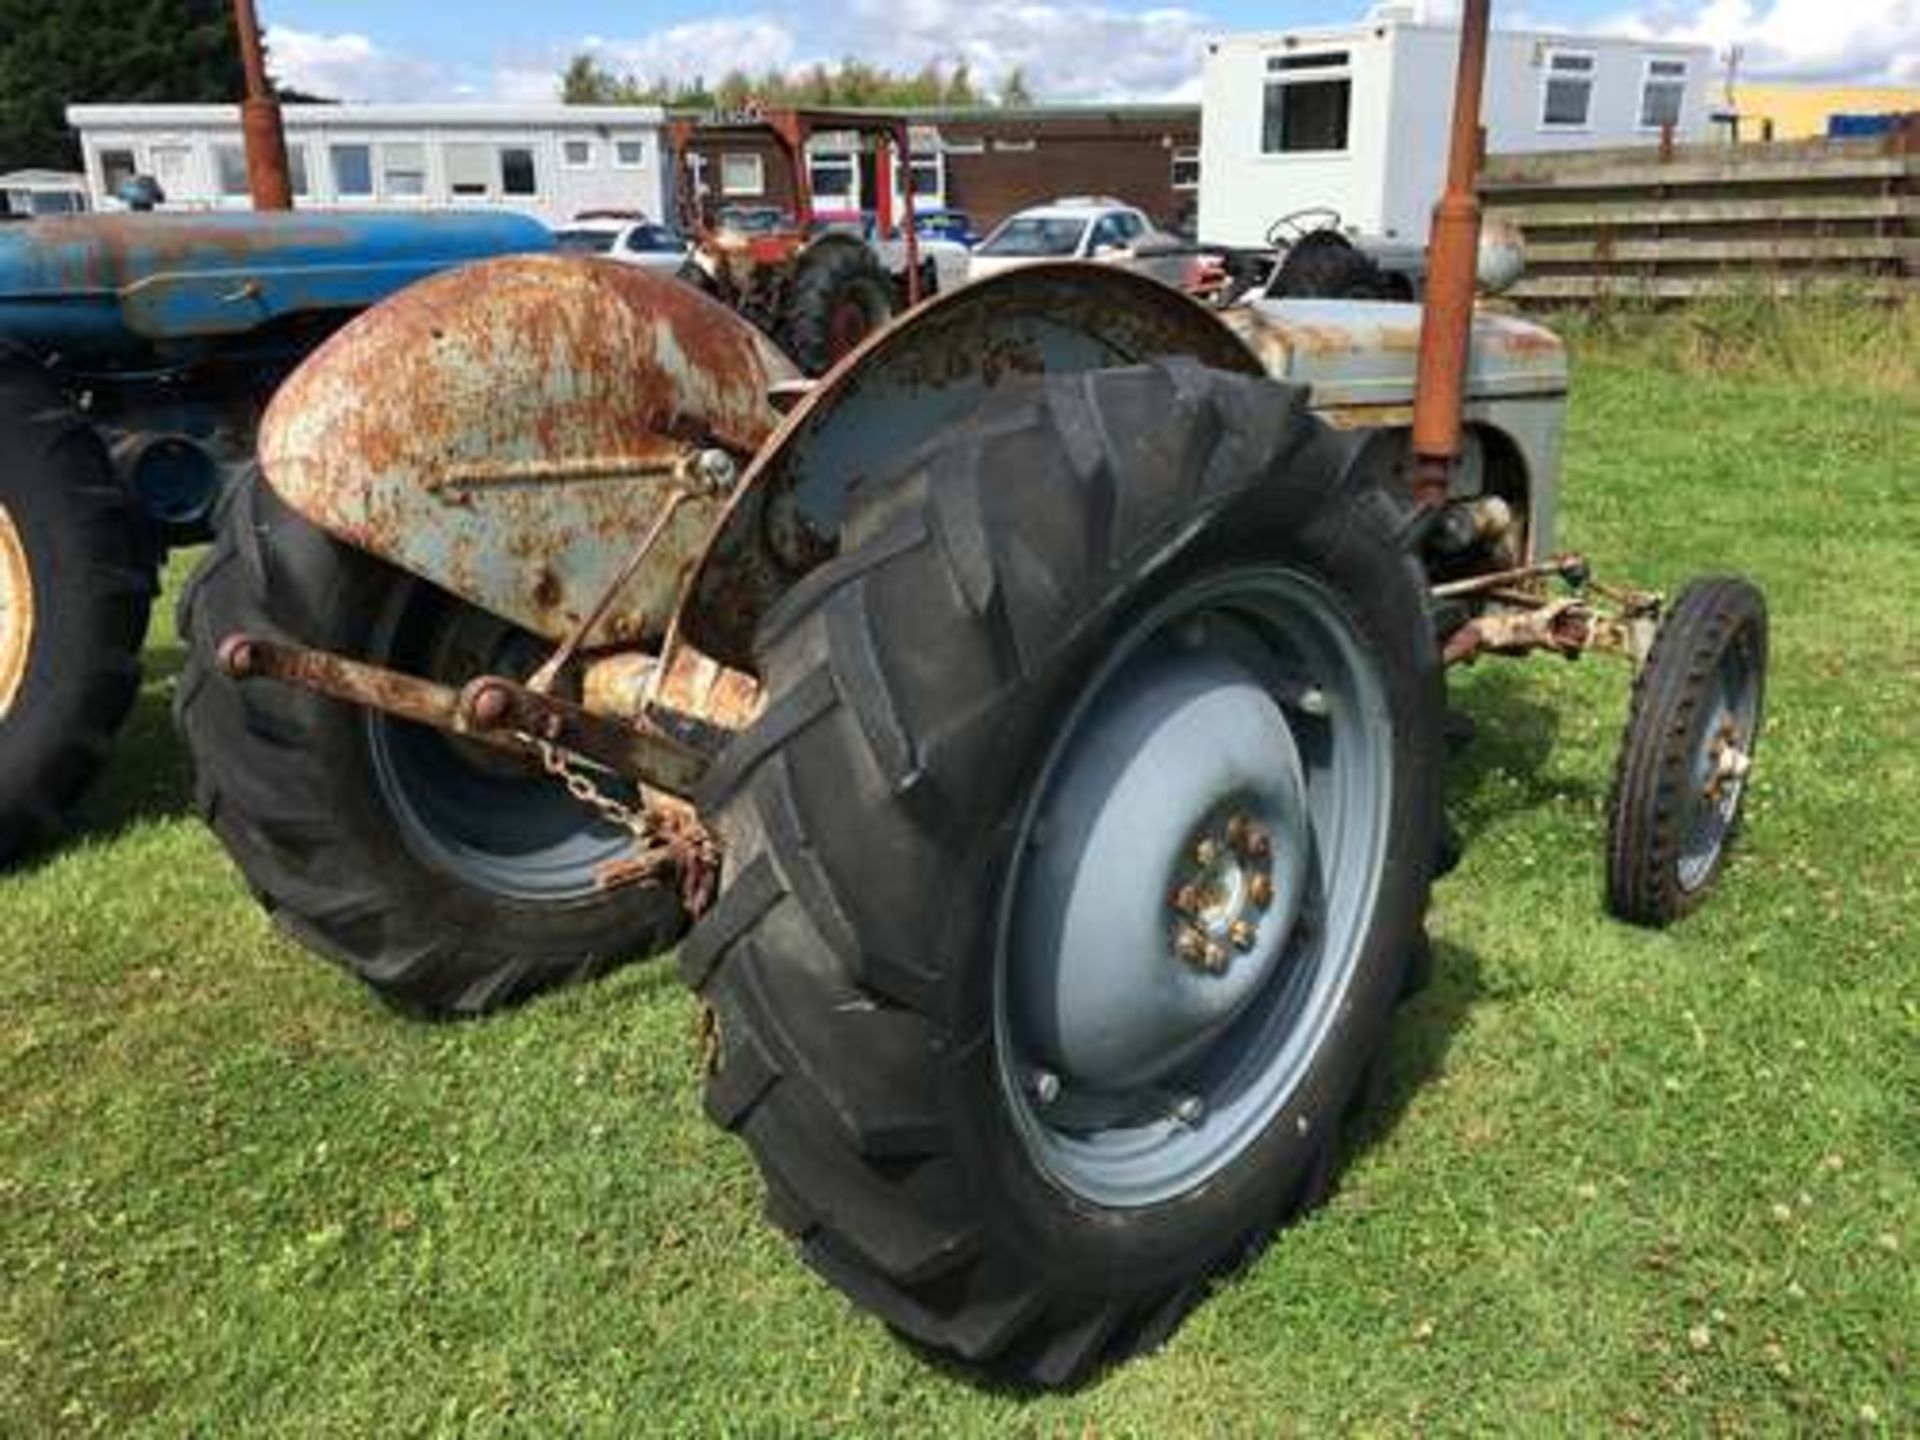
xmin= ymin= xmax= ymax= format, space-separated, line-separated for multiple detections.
xmin=783 ymin=243 xmax=894 ymax=376
xmin=684 ymin=362 xmax=1444 ymax=1386
xmin=0 ymin=365 xmax=154 ymax=864
xmin=175 ymin=469 xmax=689 ymax=1017
xmin=1270 ymin=231 xmax=1397 ymax=300
xmin=1606 ymin=577 xmax=1767 ymax=927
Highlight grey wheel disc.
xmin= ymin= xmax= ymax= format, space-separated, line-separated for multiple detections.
xmin=1677 ymin=643 xmax=1761 ymax=893
xmin=996 ymin=565 xmax=1396 ymax=1208
xmin=366 ymin=585 xmax=638 ymax=901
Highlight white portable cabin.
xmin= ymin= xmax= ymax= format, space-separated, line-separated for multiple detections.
xmin=64 ymin=104 xmax=672 ymax=228
xmin=1199 ymin=16 xmax=1712 ymax=248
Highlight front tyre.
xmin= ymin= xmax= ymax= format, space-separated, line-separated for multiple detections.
xmin=683 ymin=362 xmax=1444 ymax=1385
xmin=176 ymin=470 xmax=688 ymax=1017
xmin=1606 ymin=577 xmax=1768 ymax=927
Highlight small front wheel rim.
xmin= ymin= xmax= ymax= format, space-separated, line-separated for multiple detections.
xmin=1677 ymin=638 xmax=1761 ymax=893
xmin=0 ymin=501 xmax=35 ymax=720
xmin=366 ymin=584 xmax=639 ymax=902
xmin=995 ymin=565 xmax=1396 ymax=1209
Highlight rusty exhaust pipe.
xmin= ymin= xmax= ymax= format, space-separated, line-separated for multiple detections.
xmin=232 ymin=0 xmax=293 ymax=211
xmin=1410 ymin=0 xmax=1493 ymax=509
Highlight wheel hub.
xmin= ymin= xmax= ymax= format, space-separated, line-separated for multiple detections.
xmin=0 ymin=501 xmax=34 ymax=719
xmin=1006 ymin=648 xmax=1312 ymax=1095
xmin=1171 ymin=813 xmax=1277 ymax=976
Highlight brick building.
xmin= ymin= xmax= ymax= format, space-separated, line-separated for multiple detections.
xmin=676 ymin=103 xmax=1202 ymax=237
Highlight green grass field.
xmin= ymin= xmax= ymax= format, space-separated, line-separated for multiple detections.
xmin=3 ymin=307 xmax=1915 ymax=1435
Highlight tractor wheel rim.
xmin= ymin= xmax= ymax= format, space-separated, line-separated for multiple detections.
xmin=365 ymin=584 xmax=640 ymax=901
xmin=995 ymin=566 xmax=1395 ymax=1208
xmin=1678 ymin=637 xmax=1760 ymax=893
xmin=0 ymin=502 xmax=34 ymax=720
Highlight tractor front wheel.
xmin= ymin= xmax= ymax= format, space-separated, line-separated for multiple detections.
xmin=683 ymin=362 xmax=1444 ymax=1385
xmin=0 ymin=366 xmax=154 ymax=865
xmin=176 ymin=470 xmax=688 ymax=1016
xmin=1606 ymin=577 xmax=1768 ymax=926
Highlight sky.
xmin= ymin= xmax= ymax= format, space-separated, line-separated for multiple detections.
xmin=259 ymin=1 xmax=1920 ymax=106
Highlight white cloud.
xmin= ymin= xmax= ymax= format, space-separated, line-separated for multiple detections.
xmin=587 ymin=18 xmax=800 ymax=89
xmin=269 ymin=2 xmax=1919 ymax=108
xmin=1603 ymin=0 xmax=1920 ymax=84
xmin=266 ymin=25 xmax=455 ymax=102
xmin=835 ymin=0 xmax=1213 ymax=101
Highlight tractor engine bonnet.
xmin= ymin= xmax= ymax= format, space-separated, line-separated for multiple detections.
xmin=0 ymin=210 xmax=553 ymax=355
xmin=257 ymin=255 xmax=796 ymax=649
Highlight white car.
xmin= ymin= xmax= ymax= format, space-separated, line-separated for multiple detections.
xmin=553 ymin=215 xmax=689 ymax=273
xmin=966 ymin=197 xmax=1178 ymax=283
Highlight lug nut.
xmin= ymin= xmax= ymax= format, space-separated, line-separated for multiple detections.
xmin=1225 ymin=813 xmax=1251 ymax=849
xmin=1030 ymin=1070 xmax=1061 ymax=1106
xmin=1248 ymin=873 xmax=1274 ymax=909
xmin=1230 ymin=919 xmax=1257 ymax=952
xmin=1174 ymin=928 xmax=1207 ymax=966
xmin=1171 ymin=1095 xmax=1205 ymax=1127
xmin=1195 ymin=836 xmax=1221 ymax=868
xmin=1246 ymin=828 xmax=1272 ymax=860
xmin=1203 ymin=941 xmax=1230 ymax=974
xmin=1171 ymin=884 xmax=1202 ymax=918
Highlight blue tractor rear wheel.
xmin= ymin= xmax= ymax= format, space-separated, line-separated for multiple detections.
xmin=0 ymin=364 xmax=153 ymax=865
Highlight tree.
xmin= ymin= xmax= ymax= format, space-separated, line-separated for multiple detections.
xmin=0 ymin=0 xmax=254 ymax=172
xmin=560 ymin=54 xmax=629 ymax=105
xmin=999 ymin=67 xmax=1034 ymax=107
xmin=553 ymin=55 xmax=1007 ymax=115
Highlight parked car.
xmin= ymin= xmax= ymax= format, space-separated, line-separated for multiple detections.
xmin=913 ymin=208 xmax=978 ymax=248
xmin=553 ymin=213 xmax=689 ymax=272
xmin=966 ymin=197 xmax=1189 ymax=285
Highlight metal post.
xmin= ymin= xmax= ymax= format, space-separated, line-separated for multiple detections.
xmin=231 ymin=0 xmax=292 ymax=210
xmin=898 ymin=121 xmax=922 ymax=306
xmin=1409 ymin=0 xmax=1493 ymax=509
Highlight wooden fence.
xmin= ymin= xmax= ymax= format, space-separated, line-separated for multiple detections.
xmin=1481 ymin=124 xmax=1919 ymax=303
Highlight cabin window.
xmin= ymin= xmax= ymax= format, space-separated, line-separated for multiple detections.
xmin=381 ymin=142 xmax=428 ymax=198
xmin=331 ymin=143 xmax=373 ymax=198
xmin=286 ymin=145 xmax=310 ymax=197
xmin=613 ymin=137 xmax=647 ymax=168
xmin=1262 ymin=51 xmax=1352 ymax=153
xmin=720 ymin=152 xmax=764 ymax=196
xmin=445 ymin=143 xmax=492 ymax=197
xmin=892 ymin=155 xmax=943 ymax=202
xmin=213 ymin=143 xmax=249 ymax=197
xmin=500 ymin=146 xmax=538 ymax=196
xmin=562 ymin=139 xmax=594 ymax=168
xmin=1171 ymin=145 xmax=1201 ymax=190
xmin=1640 ymin=57 xmax=1688 ymax=130
xmin=1541 ymin=49 xmax=1596 ymax=129
xmin=98 ymin=147 xmax=138 ymax=195
xmin=809 ymin=153 xmax=856 ymax=201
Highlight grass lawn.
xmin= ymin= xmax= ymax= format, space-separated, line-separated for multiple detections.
xmin=2 ymin=311 xmax=1914 ymax=1435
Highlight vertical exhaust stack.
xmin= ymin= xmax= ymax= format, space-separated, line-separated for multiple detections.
xmin=232 ymin=0 xmax=293 ymax=211
xmin=1410 ymin=0 xmax=1493 ymax=509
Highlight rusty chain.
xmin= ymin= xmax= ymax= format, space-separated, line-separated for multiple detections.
xmin=522 ymin=732 xmax=722 ymax=918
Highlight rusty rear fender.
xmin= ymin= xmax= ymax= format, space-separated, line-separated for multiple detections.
xmin=257 ymin=255 xmax=797 ymax=649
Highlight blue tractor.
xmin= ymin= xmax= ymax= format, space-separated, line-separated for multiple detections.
xmin=0 ymin=208 xmax=551 ymax=863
